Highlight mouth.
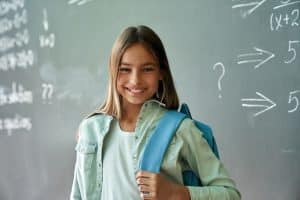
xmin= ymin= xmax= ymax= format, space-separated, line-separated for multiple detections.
xmin=126 ymin=87 xmax=145 ymax=95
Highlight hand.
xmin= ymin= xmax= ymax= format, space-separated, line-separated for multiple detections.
xmin=135 ymin=171 xmax=190 ymax=200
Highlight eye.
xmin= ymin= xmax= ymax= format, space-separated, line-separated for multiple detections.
xmin=119 ymin=66 xmax=131 ymax=73
xmin=143 ymin=65 xmax=155 ymax=72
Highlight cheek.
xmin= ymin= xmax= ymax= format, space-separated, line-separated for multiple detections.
xmin=116 ymin=77 xmax=123 ymax=92
xmin=149 ymin=77 xmax=160 ymax=91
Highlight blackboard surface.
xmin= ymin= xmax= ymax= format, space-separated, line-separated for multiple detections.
xmin=0 ymin=1 xmax=299 ymax=199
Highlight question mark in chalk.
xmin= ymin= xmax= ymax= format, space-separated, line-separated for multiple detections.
xmin=42 ymin=83 xmax=54 ymax=104
xmin=213 ymin=62 xmax=225 ymax=99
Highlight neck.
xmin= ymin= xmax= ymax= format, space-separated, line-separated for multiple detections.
xmin=119 ymin=102 xmax=143 ymax=132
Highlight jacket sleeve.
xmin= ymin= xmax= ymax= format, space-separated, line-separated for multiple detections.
xmin=178 ymin=119 xmax=241 ymax=200
xmin=70 ymin=152 xmax=82 ymax=200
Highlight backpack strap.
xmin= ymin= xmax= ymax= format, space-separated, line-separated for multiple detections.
xmin=139 ymin=111 xmax=187 ymax=173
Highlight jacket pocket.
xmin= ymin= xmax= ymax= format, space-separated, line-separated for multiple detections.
xmin=75 ymin=142 xmax=97 ymax=171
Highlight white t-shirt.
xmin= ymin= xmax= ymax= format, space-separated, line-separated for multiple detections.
xmin=101 ymin=119 xmax=141 ymax=200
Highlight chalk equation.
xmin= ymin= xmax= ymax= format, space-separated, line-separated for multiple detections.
xmin=241 ymin=90 xmax=300 ymax=116
xmin=236 ymin=41 xmax=299 ymax=67
xmin=230 ymin=1 xmax=300 ymax=117
xmin=0 ymin=1 xmax=35 ymax=71
xmin=232 ymin=0 xmax=300 ymax=31
xmin=270 ymin=9 xmax=299 ymax=31
xmin=39 ymin=8 xmax=55 ymax=48
xmin=0 ymin=0 xmax=57 ymax=136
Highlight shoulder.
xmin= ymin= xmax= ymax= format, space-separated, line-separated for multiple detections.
xmin=177 ymin=118 xmax=203 ymax=136
xmin=175 ymin=117 xmax=206 ymax=145
xmin=78 ymin=113 xmax=113 ymax=142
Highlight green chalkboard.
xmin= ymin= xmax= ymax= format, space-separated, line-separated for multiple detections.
xmin=0 ymin=0 xmax=299 ymax=199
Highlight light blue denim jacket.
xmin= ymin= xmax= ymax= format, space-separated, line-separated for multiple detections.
xmin=70 ymin=100 xmax=241 ymax=200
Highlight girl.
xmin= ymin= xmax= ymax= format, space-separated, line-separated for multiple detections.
xmin=70 ymin=25 xmax=241 ymax=200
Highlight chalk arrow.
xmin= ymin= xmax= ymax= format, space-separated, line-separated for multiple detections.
xmin=232 ymin=0 xmax=267 ymax=18
xmin=237 ymin=47 xmax=275 ymax=69
xmin=241 ymin=92 xmax=276 ymax=117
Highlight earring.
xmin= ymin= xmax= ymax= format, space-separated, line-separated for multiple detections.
xmin=157 ymin=80 xmax=165 ymax=104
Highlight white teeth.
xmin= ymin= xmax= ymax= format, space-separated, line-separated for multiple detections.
xmin=128 ymin=88 xmax=143 ymax=93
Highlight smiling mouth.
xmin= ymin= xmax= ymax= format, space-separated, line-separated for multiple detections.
xmin=126 ymin=87 xmax=145 ymax=94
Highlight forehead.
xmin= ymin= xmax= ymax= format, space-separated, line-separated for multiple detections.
xmin=121 ymin=43 xmax=157 ymax=64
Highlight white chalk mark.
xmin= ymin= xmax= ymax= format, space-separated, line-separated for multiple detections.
xmin=232 ymin=0 xmax=267 ymax=18
xmin=0 ymin=9 xmax=27 ymax=35
xmin=0 ymin=28 xmax=30 ymax=52
xmin=39 ymin=34 xmax=55 ymax=48
xmin=0 ymin=49 xmax=34 ymax=71
xmin=0 ymin=115 xmax=32 ymax=136
xmin=68 ymin=0 xmax=94 ymax=6
xmin=213 ymin=62 xmax=226 ymax=99
xmin=42 ymin=83 xmax=54 ymax=104
xmin=285 ymin=40 xmax=299 ymax=64
xmin=0 ymin=82 xmax=33 ymax=106
xmin=288 ymin=90 xmax=300 ymax=113
xmin=237 ymin=47 xmax=275 ymax=69
xmin=273 ymin=0 xmax=300 ymax=10
xmin=0 ymin=0 xmax=25 ymax=16
xmin=241 ymin=92 xmax=276 ymax=117
xmin=42 ymin=8 xmax=48 ymax=31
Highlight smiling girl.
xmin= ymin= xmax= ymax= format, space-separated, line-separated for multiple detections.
xmin=70 ymin=25 xmax=241 ymax=200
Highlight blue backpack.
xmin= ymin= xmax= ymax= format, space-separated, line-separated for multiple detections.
xmin=139 ymin=103 xmax=220 ymax=186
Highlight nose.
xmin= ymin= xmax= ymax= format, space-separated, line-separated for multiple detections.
xmin=130 ymin=70 xmax=141 ymax=85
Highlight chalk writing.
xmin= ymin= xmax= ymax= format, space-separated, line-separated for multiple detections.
xmin=273 ymin=0 xmax=300 ymax=10
xmin=0 ymin=114 xmax=32 ymax=136
xmin=241 ymin=92 xmax=277 ymax=117
xmin=0 ymin=28 xmax=29 ymax=52
xmin=0 ymin=49 xmax=34 ymax=71
xmin=0 ymin=8 xmax=27 ymax=34
xmin=0 ymin=0 xmax=24 ymax=16
xmin=0 ymin=82 xmax=33 ymax=106
xmin=288 ymin=90 xmax=300 ymax=113
xmin=270 ymin=9 xmax=299 ymax=31
xmin=39 ymin=8 xmax=55 ymax=48
xmin=284 ymin=40 xmax=299 ymax=63
xmin=237 ymin=47 xmax=275 ymax=69
xmin=213 ymin=62 xmax=225 ymax=99
xmin=42 ymin=83 xmax=54 ymax=104
xmin=68 ymin=0 xmax=94 ymax=6
xmin=232 ymin=0 xmax=267 ymax=18
xmin=0 ymin=3 xmax=35 ymax=72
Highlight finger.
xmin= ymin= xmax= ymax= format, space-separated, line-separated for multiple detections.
xmin=138 ymin=184 xmax=152 ymax=193
xmin=136 ymin=170 xmax=157 ymax=178
xmin=140 ymin=191 xmax=156 ymax=200
xmin=136 ymin=177 xmax=153 ymax=186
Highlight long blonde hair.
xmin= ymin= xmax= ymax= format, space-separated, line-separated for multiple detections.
xmin=95 ymin=25 xmax=179 ymax=119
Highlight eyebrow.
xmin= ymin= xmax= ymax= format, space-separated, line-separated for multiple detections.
xmin=120 ymin=61 xmax=157 ymax=66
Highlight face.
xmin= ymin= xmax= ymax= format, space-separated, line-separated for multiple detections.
xmin=117 ymin=43 xmax=162 ymax=109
